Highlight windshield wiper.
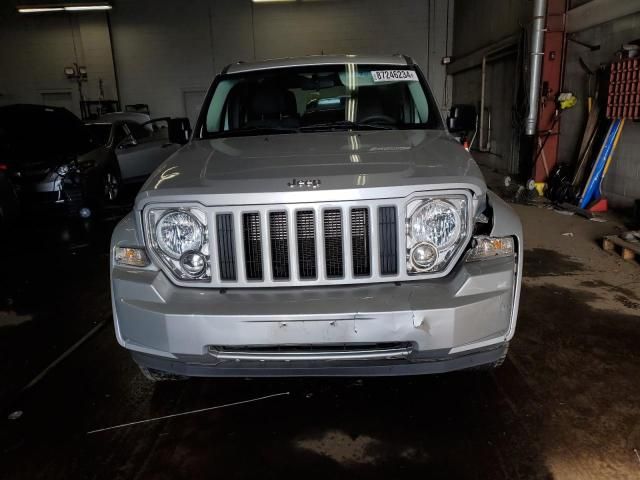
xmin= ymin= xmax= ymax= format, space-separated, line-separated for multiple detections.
xmin=205 ymin=126 xmax=299 ymax=138
xmin=300 ymin=121 xmax=395 ymax=132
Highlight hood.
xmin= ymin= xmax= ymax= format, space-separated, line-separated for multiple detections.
xmin=137 ymin=129 xmax=486 ymax=206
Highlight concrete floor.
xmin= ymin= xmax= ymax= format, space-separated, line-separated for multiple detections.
xmin=0 ymin=182 xmax=639 ymax=479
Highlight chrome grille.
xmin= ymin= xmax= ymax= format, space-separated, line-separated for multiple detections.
xmin=296 ymin=210 xmax=317 ymax=279
xmin=269 ymin=211 xmax=289 ymax=280
xmin=323 ymin=209 xmax=344 ymax=278
xmin=242 ymin=213 xmax=263 ymax=280
xmin=208 ymin=204 xmax=400 ymax=286
xmin=148 ymin=191 xmax=474 ymax=288
xmin=216 ymin=213 xmax=237 ymax=281
xmin=350 ymin=208 xmax=371 ymax=277
xmin=378 ymin=206 xmax=398 ymax=275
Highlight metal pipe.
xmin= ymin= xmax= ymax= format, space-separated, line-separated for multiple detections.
xmin=525 ymin=0 xmax=548 ymax=136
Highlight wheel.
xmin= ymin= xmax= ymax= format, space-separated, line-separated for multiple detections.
xmin=138 ymin=365 xmax=188 ymax=382
xmin=103 ymin=168 xmax=121 ymax=202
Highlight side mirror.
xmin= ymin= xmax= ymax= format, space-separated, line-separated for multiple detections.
xmin=447 ymin=105 xmax=477 ymax=133
xmin=168 ymin=117 xmax=192 ymax=145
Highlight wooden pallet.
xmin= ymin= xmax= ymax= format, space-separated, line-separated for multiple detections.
xmin=602 ymin=234 xmax=640 ymax=262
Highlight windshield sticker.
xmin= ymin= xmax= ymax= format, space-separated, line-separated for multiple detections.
xmin=371 ymin=70 xmax=419 ymax=82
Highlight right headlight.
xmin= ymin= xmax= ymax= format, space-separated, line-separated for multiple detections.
xmin=146 ymin=208 xmax=211 ymax=281
xmin=406 ymin=196 xmax=468 ymax=274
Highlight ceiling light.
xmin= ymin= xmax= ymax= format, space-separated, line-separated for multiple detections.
xmin=18 ymin=6 xmax=64 ymax=12
xmin=64 ymin=4 xmax=112 ymax=11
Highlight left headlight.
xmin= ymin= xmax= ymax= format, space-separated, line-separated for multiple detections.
xmin=406 ymin=196 xmax=468 ymax=274
xmin=146 ymin=208 xmax=211 ymax=281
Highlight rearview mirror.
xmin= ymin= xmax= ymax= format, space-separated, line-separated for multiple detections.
xmin=168 ymin=117 xmax=192 ymax=145
xmin=447 ymin=105 xmax=477 ymax=133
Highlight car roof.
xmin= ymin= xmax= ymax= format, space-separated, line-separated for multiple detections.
xmin=225 ymin=54 xmax=412 ymax=74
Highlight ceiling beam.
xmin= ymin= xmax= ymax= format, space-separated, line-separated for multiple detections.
xmin=566 ymin=0 xmax=640 ymax=33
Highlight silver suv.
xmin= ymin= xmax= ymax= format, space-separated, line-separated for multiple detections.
xmin=110 ymin=55 xmax=522 ymax=381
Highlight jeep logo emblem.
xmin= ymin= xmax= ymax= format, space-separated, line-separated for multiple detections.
xmin=288 ymin=179 xmax=321 ymax=189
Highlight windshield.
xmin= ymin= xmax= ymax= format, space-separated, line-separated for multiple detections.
xmin=198 ymin=64 xmax=442 ymax=138
xmin=85 ymin=123 xmax=112 ymax=146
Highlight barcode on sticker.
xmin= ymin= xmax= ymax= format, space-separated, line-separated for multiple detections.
xmin=371 ymin=70 xmax=418 ymax=82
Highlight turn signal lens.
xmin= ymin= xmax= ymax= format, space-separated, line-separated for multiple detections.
xmin=114 ymin=247 xmax=150 ymax=267
xmin=465 ymin=236 xmax=515 ymax=262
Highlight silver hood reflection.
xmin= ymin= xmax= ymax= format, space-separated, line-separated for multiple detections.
xmin=136 ymin=130 xmax=486 ymax=207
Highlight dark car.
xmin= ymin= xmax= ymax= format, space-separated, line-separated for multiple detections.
xmin=0 ymin=104 xmax=104 ymax=217
xmin=0 ymin=104 xmax=189 ymax=218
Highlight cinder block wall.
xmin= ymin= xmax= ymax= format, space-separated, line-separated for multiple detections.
xmin=450 ymin=0 xmax=530 ymax=174
xmin=1 ymin=0 xmax=454 ymax=127
xmin=451 ymin=0 xmax=639 ymax=207
xmin=561 ymin=11 xmax=640 ymax=208
xmin=0 ymin=5 xmax=117 ymax=117
xmin=109 ymin=0 xmax=454 ymax=122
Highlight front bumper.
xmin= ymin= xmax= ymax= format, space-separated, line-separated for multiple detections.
xmin=132 ymin=343 xmax=508 ymax=377
xmin=112 ymin=252 xmax=520 ymax=377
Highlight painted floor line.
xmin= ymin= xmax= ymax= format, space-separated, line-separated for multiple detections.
xmin=87 ymin=391 xmax=291 ymax=434
xmin=21 ymin=319 xmax=108 ymax=392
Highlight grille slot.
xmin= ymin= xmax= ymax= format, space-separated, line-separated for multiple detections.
xmin=323 ymin=209 xmax=344 ymax=278
xmin=269 ymin=211 xmax=289 ymax=280
xmin=351 ymin=208 xmax=370 ymax=277
xmin=242 ymin=213 xmax=263 ymax=280
xmin=216 ymin=213 xmax=236 ymax=281
xmin=296 ymin=210 xmax=317 ymax=279
xmin=378 ymin=206 xmax=398 ymax=275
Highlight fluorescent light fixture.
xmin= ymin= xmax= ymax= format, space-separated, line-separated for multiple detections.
xmin=18 ymin=3 xmax=112 ymax=13
xmin=18 ymin=6 xmax=64 ymax=12
xmin=64 ymin=4 xmax=112 ymax=10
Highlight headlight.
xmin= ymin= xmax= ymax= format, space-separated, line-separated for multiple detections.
xmin=406 ymin=196 xmax=468 ymax=274
xmin=147 ymin=208 xmax=210 ymax=281
xmin=155 ymin=210 xmax=204 ymax=259
xmin=409 ymin=199 xmax=461 ymax=249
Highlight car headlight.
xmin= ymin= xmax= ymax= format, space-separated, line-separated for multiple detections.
xmin=406 ymin=196 xmax=468 ymax=274
xmin=146 ymin=208 xmax=210 ymax=281
xmin=155 ymin=210 xmax=204 ymax=259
